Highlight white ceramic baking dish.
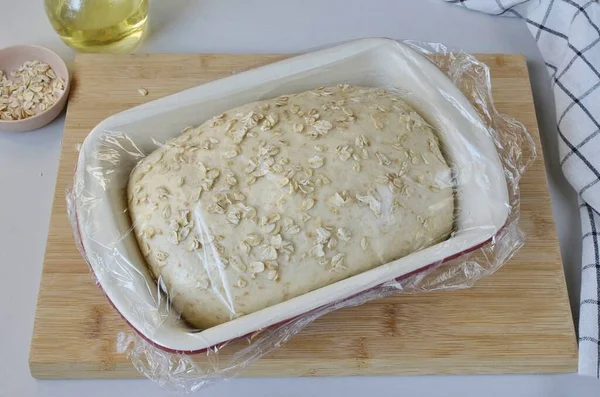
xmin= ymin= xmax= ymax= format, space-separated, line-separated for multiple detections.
xmin=75 ymin=38 xmax=509 ymax=352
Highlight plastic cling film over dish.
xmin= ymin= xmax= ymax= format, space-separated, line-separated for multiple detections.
xmin=66 ymin=38 xmax=535 ymax=392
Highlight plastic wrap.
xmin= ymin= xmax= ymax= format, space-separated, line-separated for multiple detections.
xmin=67 ymin=39 xmax=535 ymax=392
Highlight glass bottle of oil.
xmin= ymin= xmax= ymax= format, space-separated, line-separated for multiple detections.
xmin=44 ymin=0 xmax=148 ymax=53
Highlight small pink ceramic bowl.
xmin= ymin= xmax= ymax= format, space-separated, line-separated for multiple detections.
xmin=0 ymin=45 xmax=70 ymax=132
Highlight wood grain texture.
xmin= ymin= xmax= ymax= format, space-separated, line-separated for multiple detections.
xmin=29 ymin=53 xmax=577 ymax=379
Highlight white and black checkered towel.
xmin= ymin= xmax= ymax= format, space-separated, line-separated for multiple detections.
xmin=446 ymin=0 xmax=600 ymax=377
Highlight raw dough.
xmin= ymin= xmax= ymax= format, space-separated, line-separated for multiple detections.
xmin=128 ymin=85 xmax=453 ymax=329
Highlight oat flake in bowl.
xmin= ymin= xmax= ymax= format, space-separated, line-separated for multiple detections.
xmin=0 ymin=60 xmax=66 ymax=121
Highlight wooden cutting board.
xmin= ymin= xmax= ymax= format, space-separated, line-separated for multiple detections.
xmin=29 ymin=53 xmax=578 ymax=379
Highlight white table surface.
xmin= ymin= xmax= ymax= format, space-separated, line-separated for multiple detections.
xmin=0 ymin=0 xmax=598 ymax=396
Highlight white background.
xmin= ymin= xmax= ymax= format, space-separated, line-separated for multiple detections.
xmin=0 ymin=0 xmax=598 ymax=395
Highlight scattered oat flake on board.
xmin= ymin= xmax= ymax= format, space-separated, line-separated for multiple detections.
xmin=138 ymin=88 xmax=148 ymax=96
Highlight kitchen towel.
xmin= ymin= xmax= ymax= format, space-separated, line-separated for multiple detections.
xmin=445 ymin=0 xmax=600 ymax=377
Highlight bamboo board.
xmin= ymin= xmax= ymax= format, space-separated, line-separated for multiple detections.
xmin=29 ymin=53 xmax=577 ymax=379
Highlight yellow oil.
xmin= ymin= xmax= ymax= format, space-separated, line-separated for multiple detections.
xmin=44 ymin=0 xmax=148 ymax=53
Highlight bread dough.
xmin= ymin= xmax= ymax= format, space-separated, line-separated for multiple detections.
xmin=127 ymin=85 xmax=453 ymax=329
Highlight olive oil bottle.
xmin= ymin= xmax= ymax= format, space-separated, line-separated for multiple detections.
xmin=44 ymin=0 xmax=148 ymax=53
